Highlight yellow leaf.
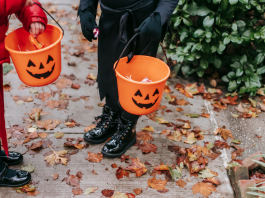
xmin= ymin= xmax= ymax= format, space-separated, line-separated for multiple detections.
xmin=184 ymin=133 xmax=197 ymax=144
xmin=141 ymin=126 xmax=154 ymax=132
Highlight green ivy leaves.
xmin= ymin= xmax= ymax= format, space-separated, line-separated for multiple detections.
xmin=165 ymin=0 xmax=265 ymax=95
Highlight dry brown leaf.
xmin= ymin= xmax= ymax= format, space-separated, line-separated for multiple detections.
xmin=184 ymin=133 xmax=197 ymax=144
xmin=97 ymin=102 xmax=105 ymax=107
xmin=54 ymin=132 xmax=65 ymax=139
xmin=235 ymin=102 xmax=249 ymax=113
xmin=176 ymin=179 xmax=187 ymax=188
xmin=46 ymin=100 xmax=69 ymax=110
xmin=203 ymin=177 xmax=220 ymax=185
xmin=35 ymin=92 xmax=51 ymax=102
xmin=125 ymin=158 xmax=147 ymax=177
xmin=86 ymin=151 xmax=103 ymax=163
xmin=167 ymin=130 xmax=182 ymax=141
xmin=214 ymin=127 xmax=234 ymax=141
xmin=23 ymin=131 xmax=38 ymax=143
xmin=52 ymin=173 xmax=59 ymax=180
xmin=38 ymin=132 xmax=48 ymax=139
xmin=176 ymin=107 xmax=184 ymax=112
xmin=192 ymin=182 xmax=217 ymax=197
xmin=55 ymin=78 xmax=72 ymax=89
xmin=140 ymin=125 xmax=154 ymax=132
xmin=154 ymin=163 xmax=169 ymax=171
xmin=177 ymin=98 xmax=189 ymax=106
xmin=84 ymin=125 xmax=96 ymax=132
xmin=161 ymin=129 xmax=171 ymax=136
xmin=27 ymin=108 xmax=42 ymax=122
xmin=72 ymin=187 xmax=83 ymax=196
xmin=71 ymin=83 xmax=81 ymax=89
xmin=102 ymin=189 xmax=115 ymax=197
xmin=116 ymin=167 xmax=130 ymax=180
xmin=111 ymin=163 xmax=118 ymax=168
xmin=28 ymin=140 xmax=43 ymax=150
xmin=64 ymin=119 xmax=76 ymax=128
xmin=27 ymin=190 xmax=40 ymax=196
xmin=147 ymin=177 xmax=167 ymax=190
xmin=201 ymin=113 xmax=210 ymax=118
xmin=136 ymin=131 xmax=153 ymax=143
xmin=63 ymin=175 xmax=80 ymax=187
xmin=138 ymin=143 xmax=157 ymax=154
xmin=87 ymin=73 xmax=97 ymax=80
xmin=210 ymin=79 xmax=217 ymax=87
xmin=133 ymin=188 xmax=142 ymax=195
xmin=44 ymin=147 xmax=68 ymax=166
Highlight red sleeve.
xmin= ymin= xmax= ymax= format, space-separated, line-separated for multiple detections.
xmin=0 ymin=0 xmax=27 ymax=17
xmin=15 ymin=0 xmax=48 ymax=32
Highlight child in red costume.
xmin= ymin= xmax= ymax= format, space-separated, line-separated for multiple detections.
xmin=0 ymin=0 xmax=47 ymax=187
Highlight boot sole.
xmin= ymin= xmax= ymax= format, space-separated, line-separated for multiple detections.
xmin=83 ymin=132 xmax=115 ymax=144
xmin=0 ymin=175 xmax=31 ymax=187
xmin=101 ymin=137 xmax=136 ymax=158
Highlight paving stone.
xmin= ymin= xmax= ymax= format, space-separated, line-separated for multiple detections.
xmin=242 ymin=151 xmax=263 ymax=170
xmin=228 ymin=166 xmax=249 ymax=197
xmin=237 ymin=180 xmax=256 ymax=198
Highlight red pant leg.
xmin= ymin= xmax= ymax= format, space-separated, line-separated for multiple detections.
xmin=0 ymin=64 xmax=8 ymax=156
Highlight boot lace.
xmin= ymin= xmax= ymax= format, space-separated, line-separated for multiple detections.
xmin=95 ymin=113 xmax=114 ymax=128
xmin=111 ymin=121 xmax=132 ymax=142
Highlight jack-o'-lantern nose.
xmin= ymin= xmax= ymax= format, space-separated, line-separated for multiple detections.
xmin=144 ymin=94 xmax=149 ymax=100
xmin=39 ymin=63 xmax=44 ymax=69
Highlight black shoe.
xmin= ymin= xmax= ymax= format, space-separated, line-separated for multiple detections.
xmin=84 ymin=105 xmax=120 ymax=144
xmin=1 ymin=150 xmax=23 ymax=166
xmin=101 ymin=116 xmax=137 ymax=158
xmin=0 ymin=163 xmax=31 ymax=187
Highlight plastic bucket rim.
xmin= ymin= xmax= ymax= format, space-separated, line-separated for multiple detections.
xmin=115 ymin=55 xmax=170 ymax=85
xmin=5 ymin=24 xmax=63 ymax=55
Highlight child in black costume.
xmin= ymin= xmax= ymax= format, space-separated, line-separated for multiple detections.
xmin=78 ymin=0 xmax=179 ymax=157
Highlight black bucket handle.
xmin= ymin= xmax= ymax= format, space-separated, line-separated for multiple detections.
xmin=33 ymin=2 xmax=64 ymax=35
xmin=114 ymin=33 xmax=169 ymax=71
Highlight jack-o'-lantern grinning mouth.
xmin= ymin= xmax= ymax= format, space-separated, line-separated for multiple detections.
xmin=27 ymin=64 xmax=55 ymax=79
xmin=132 ymin=97 xmax=159 ymax=109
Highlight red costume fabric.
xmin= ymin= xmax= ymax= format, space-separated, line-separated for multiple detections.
xmin=0 ymin=0 xmax=47 ymax=155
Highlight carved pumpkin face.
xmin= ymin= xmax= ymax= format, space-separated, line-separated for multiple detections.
xmin=26 ymin=55 xmax=55 ymax=79
xmin=132 ymin=88 xmax=159 ymax=109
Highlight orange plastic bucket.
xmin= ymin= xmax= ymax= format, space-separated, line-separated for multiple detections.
xmin=115 ymin=50 xmax=170 ymax=115
xmin=5 ymin=24 xmax=63 ymax=87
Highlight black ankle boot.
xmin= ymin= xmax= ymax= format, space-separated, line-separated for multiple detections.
xmin=0 ymin=163 xmax=31 ymax=187
xmin=84 ymin=105 xmax=120 ymax=144
xmin=101 ymin=116 xmax=137 ymax=158
xmin=0 ymin=150 xmax=23 ymax=166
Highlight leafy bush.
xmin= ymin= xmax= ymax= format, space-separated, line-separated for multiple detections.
xmin=164 ymin=0 xmax=265 ymax=95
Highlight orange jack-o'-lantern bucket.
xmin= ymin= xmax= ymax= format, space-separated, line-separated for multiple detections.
xmin=5 ymin=4 xmax=63 ymax=87
xmin=114 ymin=34 xmax=170 ymax=115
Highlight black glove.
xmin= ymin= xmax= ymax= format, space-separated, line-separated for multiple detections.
xmin=135 ymin=12 xmax=162 ymax=41
xmin=79 ymin=8 xmax=98 ymax=42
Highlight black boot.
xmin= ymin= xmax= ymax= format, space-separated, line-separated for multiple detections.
xmin=0 ymin=163 xmax=31 ymax=187
xmin=84 ymin=105 xmax=120 ymax=144
xmin=0 ymin=150 xmax=23 ymax=166
xmin=101 ymin=116 xmax=137 ymax=158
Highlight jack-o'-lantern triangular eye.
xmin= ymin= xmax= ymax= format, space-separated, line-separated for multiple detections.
xmin=135 ymin=89 xmax=142 ymax=97
xmin=47 ymin=55 xmax=54 ymax=64
xmin=153 ymin=89 xmax=159 ymax=96
xmin=27 ymin=60 xmax=36 ymax=67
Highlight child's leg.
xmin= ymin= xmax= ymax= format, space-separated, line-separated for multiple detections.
xmin=121 ymin=110 xmax=139 ymax=122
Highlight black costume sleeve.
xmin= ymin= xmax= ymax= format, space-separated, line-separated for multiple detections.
xmin=154 ymin=0 xmax=179 ymax=25
xmin=79 ymin=0 xmax=98 ymax=16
